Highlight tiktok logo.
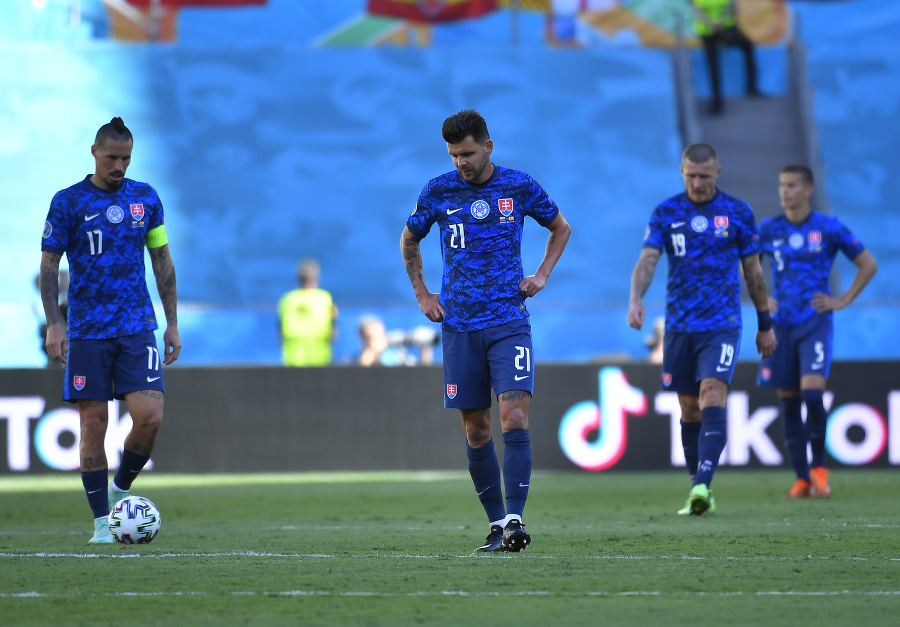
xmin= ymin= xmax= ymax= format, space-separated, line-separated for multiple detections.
xmin=558 ymin=367 xmax=647 ymax=470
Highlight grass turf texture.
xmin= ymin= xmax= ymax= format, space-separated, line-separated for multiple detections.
xmin=1 ymin=470 xmax=898 ymax=626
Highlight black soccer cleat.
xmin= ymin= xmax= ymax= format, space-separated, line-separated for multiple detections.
xmin=476 ymin=525 xmax=505 ymax=552
xmin=502 ymin=519 xmax=531 ymax=552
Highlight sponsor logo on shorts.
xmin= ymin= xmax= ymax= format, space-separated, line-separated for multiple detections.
xmin=73 ymin=376 xmax=86 ymax=391
xmin=446 ymin=384 xmax=457 ymax=399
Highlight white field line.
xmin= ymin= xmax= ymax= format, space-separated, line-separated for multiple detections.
xmin=1 ymin=551 xmax=899 ymax=561
xmin=2 ymin=589 xmax=900 ymax=599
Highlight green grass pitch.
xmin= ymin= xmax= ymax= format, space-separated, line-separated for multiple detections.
xmin=1 ymin=469 xmax=899 ymax=626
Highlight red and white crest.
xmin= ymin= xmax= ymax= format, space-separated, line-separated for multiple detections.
xmin=662 ymin=373 xmax=672 ymax=386
xmin=714 ymin=216 xmax=729 ymax=229
xmin=130 ymin=204 xmax=145 ymax=221
xmin=446 ymin=384 xmax=457 ymax=399
xmin=73 ymin=375 xmax=86 ymax=391
xmin=498 ymin=198 xmax=514 ymax=217
xmin=761 ymin=367 xmax=771 ymax=381
xmin=808 ymin=231 xmax=822 ymax=244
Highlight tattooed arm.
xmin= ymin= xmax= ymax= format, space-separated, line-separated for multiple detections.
xmin=627 ymin=247 xmax=661 ymax=331
xmin=148 ymin=244 xmax=181 ymax=364
xmin=40 ymin=251 xmax=67 ymax=364
xmin=741 ymin=253 xmax=777 ymax=358
xmin=400 ymin=226 xmax=443 ymax=323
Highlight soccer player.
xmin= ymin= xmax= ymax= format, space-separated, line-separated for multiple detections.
xmin=628 ymin=143 xmax=776 ymax=515
xmin=757 ymin=165 xmax=877 ymax=498
xmin=40 ymin=117 xmax=181 ymax=544
xmin=401 ymin=109 xmax=570 ymax=552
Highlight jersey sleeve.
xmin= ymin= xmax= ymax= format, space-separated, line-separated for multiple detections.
xmin=406 ymin=181 xmax=439 ymax=238
xmin=41 ymin=190 xmax=72 ymax=255
xmin=642 ymin=205 xmax=666 ymax=250
xmin=757 ymin=217 xmax=773 ymax=261
xmin=522 ymin=174 xmax=559 ymax=227
xmin=736 ymin=202 xmax=760 ymax=257
xmin=148 ymin=186 xmax=164 ymax=231
xmin=832 ymin=217 xmax=865 ymax=260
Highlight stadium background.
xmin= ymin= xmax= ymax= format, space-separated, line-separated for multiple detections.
xmin=0 ymin=0 xmax=898 ymax=473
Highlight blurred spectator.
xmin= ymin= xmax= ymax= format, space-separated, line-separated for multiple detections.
xmin=644 ymin=316 xmax=665 ymax=364
xmin=691 ymin=0 xmax=761 ymax=115
xmin=277 ymin=259 xmax=338 ymax=367
xmin=357 ymin=316 xmax=439 ymax=366
xmin=35 ymin=270 xmax=69 ymax=367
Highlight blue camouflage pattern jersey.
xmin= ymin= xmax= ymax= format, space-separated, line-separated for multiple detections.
xmin=758 ymin=211 xmax=864 ymax=327
xmin=41 ymin=175 xmax=164 ymax=340
xmin=643 ymin=190 xmax=759 ymax=333
xmin=407 ymin=165 xmax=559 ymax=332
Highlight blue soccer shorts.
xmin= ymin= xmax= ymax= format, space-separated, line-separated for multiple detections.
xmin=441 ymin=318 xmax=534 ymax=410
xmin=661 ymin=327 xmax=742 ymax=394
xmin=64 ymin=330 xmax=165 ymax=402
xmin=757 ymin=313 xmax=832 ymax=389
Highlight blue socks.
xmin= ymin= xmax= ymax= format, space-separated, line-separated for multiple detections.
xmin=781 ymin=396 xmax=810 ymax=481
xmin=81 ymin=469 xmax=109 ymax=519
xmin=466 ymin=438 xmax=506 ymax=524
xmin=113 ymin=449 xmax=150 ymax=492
xmin=680 ymin=420 xmax=701 ymax=480
xmin=694 ymin=407 xmax=727 ymax=487
xmin=502 ymin=429 xmax=532 ymax=519
xmin=803 ymin=390 xmax=827 ymax=468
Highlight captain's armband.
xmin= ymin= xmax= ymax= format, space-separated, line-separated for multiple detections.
xmin=146 ymin=225 xmax=168 ymax=249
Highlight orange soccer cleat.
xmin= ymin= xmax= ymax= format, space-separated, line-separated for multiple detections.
xmin=810 ymin=467 xmax=831 ymax=498
xmin=784 ymin=478 xmax=811 ymax=499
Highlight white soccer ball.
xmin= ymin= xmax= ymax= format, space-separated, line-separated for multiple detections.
xmin=108 ymin=496 xmax=161 ymax=544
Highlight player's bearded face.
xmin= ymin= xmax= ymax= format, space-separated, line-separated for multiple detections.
xmin=448 ymin=137 xmax=493 ymax=184
xmin=681 ymin=158 xmax=719 ymax=204
xmin=92 ymin=139 xmax=133 ymax=191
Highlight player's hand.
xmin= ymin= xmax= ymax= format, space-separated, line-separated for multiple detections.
xmin=756 ymin=328 xmax=777 ymax=359
xmin=418 ymin=292 xmax=444 ymax=323
xmin=768 ymin=297 xmax=779 ymax=313
xmin=163 ymin=325 xmax=182 ymax=365
xmin=810 ymin=292 xmax=842 ymax=313
xmin=45 ymin=322 xmax=67 ymax=364
xmin=519 ymin=274 xmax=546 ymax=299
xmin=627 ymin=302 xmax=645 ymax=330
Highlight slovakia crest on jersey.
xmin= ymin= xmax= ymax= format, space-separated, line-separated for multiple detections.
xmin=470 ymin=199 xmax=490 ymax=219
xmin=714 ymin=215 xmax=729 ymax=236
xmin=760 ymin=367 xmax=771 ymax=381
xmin=130 ymin=204 xmax=145 ymax=221
xmin=73 ymin=375 xmax=86 ymax=391
xmin=446 ymin=384 xmax=457 ymax=399
xmin=498 ymin=198 xmax=514 ymax=217
xmin=808 ymin=231 xmax=822 ymax=251
xmin=662 ymin=373 xmax=672 ymax=387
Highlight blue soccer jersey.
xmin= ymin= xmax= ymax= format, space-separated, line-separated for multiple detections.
xmin=758 ymin=211 xmax=864 ymax=327
xmin=41 ymin=175 xmax=164 ymax=340
xmin=643 ymin=190 xmax=759 ymax=333
xmin=407 ymin=165 xmax=559 ymax=332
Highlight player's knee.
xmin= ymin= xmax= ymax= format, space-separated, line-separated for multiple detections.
xmin=699 ymin=380 xmax=727 ymax=407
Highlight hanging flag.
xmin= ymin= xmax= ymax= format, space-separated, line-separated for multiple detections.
xmin=368 ymin=0 xmax=498 ymax=23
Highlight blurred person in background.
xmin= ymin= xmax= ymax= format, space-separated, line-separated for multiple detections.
xmin=357 ymin=316 xmax=439 ymax=367
xmin=40 ymin=117 xmax=180 ymax=544
xmin=278 ymin=258 xmax=338 ymax=367
xmin=756 ymin=164 xmax=877 ymax=499
xmin=644 ymin=316 xmax=665 ymax=364
xmin=628 ymin=143 xmax=775 ymax=517
xmin=691 ymin=0 xmax=761 ymax=115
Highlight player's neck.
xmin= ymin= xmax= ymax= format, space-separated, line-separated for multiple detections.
xmin=784 ymin=204 xmax=811 ymax=224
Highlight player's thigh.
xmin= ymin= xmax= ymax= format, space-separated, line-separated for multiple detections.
xmin=796 ymin=314 xmax=833 ymax=379
xmin=695 ymin=328 xmax=741 ymax=384
xmin=662 ymin=331 xmax=699 ymax=394
xmin=442 ymin=328 xmax=492 ymax=410
xmin=485 ymin=319 xmax=534 ymax=399
xmin=64 ymin=338 xmax=116 ymax=402
xmin=112 ymin=331 xmax=166 ymax=399
xmin=758 ymin=322 xmax=800 ymax=390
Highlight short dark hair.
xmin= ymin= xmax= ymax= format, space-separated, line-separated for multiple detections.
xmin=780 ymin=164 xmax=814 ymax=186
xmin=682 ymin=143 xmax=718 ymax=165
xmin=441 ymin=109 xmax=490 ymax=145
xmin=95 ymin=117 xmax=133 ymax=147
